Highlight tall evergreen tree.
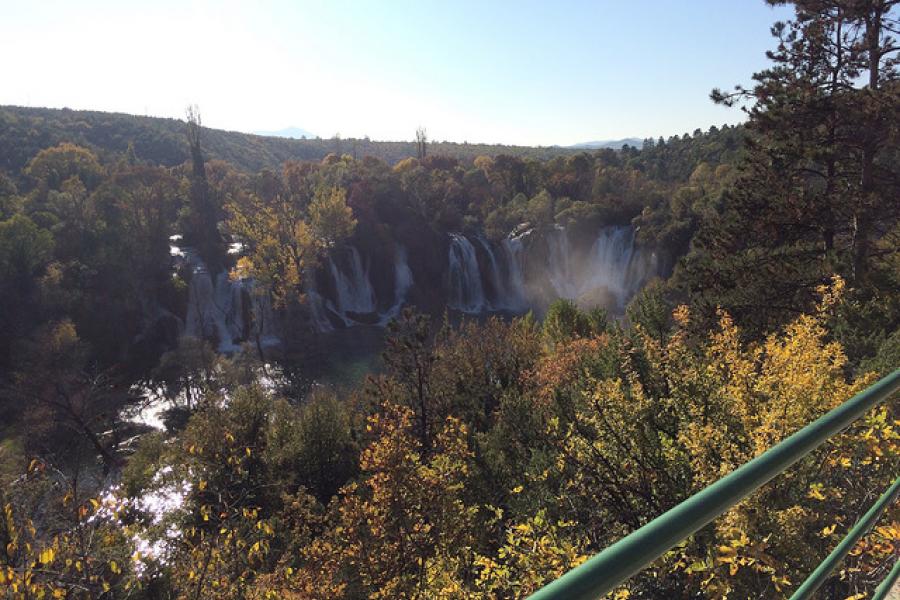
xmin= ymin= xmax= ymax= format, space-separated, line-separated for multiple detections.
xmin=679 ymin=0 xmax=899 ymax=335
xmin=184 ymin=106 xmax=224 ymax=270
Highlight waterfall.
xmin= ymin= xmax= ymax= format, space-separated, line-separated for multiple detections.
xmin=542 ymin=225 xmax=657 ymax=311
xmin=328 ymin=246 xmax=377 ymax=320
xmin=447 ymin=234 xmax=486 ymax=313
xmin=378 ymin=245 xmax=414 ymax=325
xmin=476 ymin=236 xmax=507 ymax=309
xmin=183 ymin=251 xmax=244 ymax=354
xmin=477 ymin=235 xmax=528 ymax=311
xmin=305 ymin=277 xmax=334 ymax=333
xmin=501 ymin=235 xmax=527 ymax=309
xmin=181 ymin=244 xmax=280 ymax=352
xmin=241 ymin=279 xmax=281 ymax=347
xmin=546 ymin=225 xmax=578 ymax=298
xmin=582 ymin=226 xmax=637 ymax=305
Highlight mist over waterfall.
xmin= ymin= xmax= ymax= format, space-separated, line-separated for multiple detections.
xmin=447 ymin=224 xmax=658 ymax=316
xmin=546 ymin=226 xmax=576 ymax=299
xmin=541 ymin=225 xmax=658 ymax=311
xmin=585 ymin=226 xmax=655 ymax=306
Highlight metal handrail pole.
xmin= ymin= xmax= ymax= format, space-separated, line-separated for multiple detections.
xmin=789 ymin=475 xmax=900 ymax=600
xmin=871 ymin=556 xmax=900 ymax=600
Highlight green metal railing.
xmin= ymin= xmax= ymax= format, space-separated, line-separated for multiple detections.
xmin=527 ymin=368 xmax=900 ymax=600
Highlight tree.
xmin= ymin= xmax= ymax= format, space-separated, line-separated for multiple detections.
xmin=24 ymin=143 xmax=104 ymax=192
xmin=8 ymin=320 xmax=133 ymax=478
xmin=542 ymin=299 xmax=606 ymax=346
xmin=183 ymin=106 xmax=223 ymax=270
xmin=311 ymin=403 xmax=477 ymax=599
xmin=416 ymin=127 xmax=428 ymax=160
xmin=228 ymin=182 xmax=356 ymax=310
xmin=1 ymin=461 xmax=135 ymax=598
xmin=0 ymin=213 xmax=53 ymax=397
xmin=377 ymin=309 xmax=437 ymax=451
xmin=684 ymin=1 xmax=900 ymax=335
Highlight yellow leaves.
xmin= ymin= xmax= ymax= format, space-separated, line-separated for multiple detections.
xmin=257 ymin=521 xmax=275 ymax=536
xmin=807 ymin=483 xmax=827 ymax=501
xmin=672 ymin=304 xmax=691 ymax=328
xmin=308 ymin=186 xmax=357 ymax=247
xmin=717 ymin=545 xmax=737 ymax=558
xmin=815 ymin=275 xmax=845 ymax=315
xmin=771 ymin=574 xmax=791 ymax=592
xmin=231 ymin=256 xmax=255 ymax=281
xmin=38 ymin=547 xmax=54 ymax=565
xmin=821 ymin=524 xmax=837 ymax=537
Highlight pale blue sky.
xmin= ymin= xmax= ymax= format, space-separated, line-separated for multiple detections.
xmin=0 ymin=0 xmax=792 ymax=146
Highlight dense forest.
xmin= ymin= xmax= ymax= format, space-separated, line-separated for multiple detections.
xmin=1 ymin=1 xmax=898 ymax=598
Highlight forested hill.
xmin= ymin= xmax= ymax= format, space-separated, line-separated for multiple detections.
xmin=0 ymin=105 xmax=587 ymax=174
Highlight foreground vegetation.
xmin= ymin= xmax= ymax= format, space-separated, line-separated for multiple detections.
xmin=2 ymin=293 xmax=897 ymax=598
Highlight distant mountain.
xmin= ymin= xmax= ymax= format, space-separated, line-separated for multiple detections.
xmin=570 ymin=138 xmax=643 ymax=150
xmin=254 ymin=126 xmax=317 ymax=140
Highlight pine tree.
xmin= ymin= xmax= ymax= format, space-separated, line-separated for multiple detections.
xmin=681 ymin=1 xmax=899 ymax=334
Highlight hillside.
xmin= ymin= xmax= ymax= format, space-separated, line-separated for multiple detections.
xmin=0 ymin=105 xmax=583 ymax=175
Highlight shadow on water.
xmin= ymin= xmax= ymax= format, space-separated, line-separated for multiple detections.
xmin=279 ymin=309 xmax=526 ymax=394
xmin=282 ymin=325 xmax=388 ymax=390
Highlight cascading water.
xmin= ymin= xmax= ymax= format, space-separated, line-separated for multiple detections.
xmin=327 ymin=246 xmax=377 ymax=322
xmin=476 ymin=236 xmax=506 ymax=309
xmin=501 ymin=235 xmax=527 ymax=309
xmin=184 ymin=251 xmax=244 ymax=354
xmin=175 ymin=222 xmax=658 ymax=351
xmin=583 ymin=226 xmax=638 ymax=305
xmin=546 ymin=225 xmax=577 ymax=298
xmin=305 ymin=277 xmax=334 ymax=333
xmin=447 ymin=234 xmax=486 ymax=313
xmin=179 ymin=243 xmax=279 ymax=353
xmin=542 ymin=224 xmax=657 ymax=311
xmin=475 ymin=235 xmax=528 ymax=311
xmin=378 ymin=245 xmax=414 ymax=325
